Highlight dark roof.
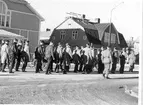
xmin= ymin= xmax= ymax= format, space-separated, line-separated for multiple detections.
xmin=72 ymin=17 xmax=101 ymax=45
xmin=118 ymin=32 xmax=128 ymax=48
xmin=72 ymin=17 xmax=97 ymax=30
xmin=94 ymin=23 xmax=110 ymax=40
xmin=9 ymin=0 xmax=28 ymax=4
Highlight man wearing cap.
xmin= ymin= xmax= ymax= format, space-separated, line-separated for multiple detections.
xmin=45 ymin=42 xmax=55 ymax=74
xmin=1 ymin=40 xmax=9 ymax=72
xmin=9 ymin=39 xmax=18 ymax=73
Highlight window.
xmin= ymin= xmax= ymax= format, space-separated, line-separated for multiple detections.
xmin=111 ymin=34 xmax=116 ymax=43
xmin=72 ymin=30 xmax=78 ymax=40
xmin=60 ymin=31 xmax=66 ymax=40
xmin=83 ymin=35 xmax=87 ymax=40
xmin=52 ymin=36 xmax=55 ymax=40
xmin=0 ymin=1 xmax=11 ymax=27
xmin=104 ymin=32 xmax=110 ymax=43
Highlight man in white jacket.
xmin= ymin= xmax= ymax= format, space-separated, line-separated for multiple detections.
xmin=1 ymin=41 xmax=9 ymax=72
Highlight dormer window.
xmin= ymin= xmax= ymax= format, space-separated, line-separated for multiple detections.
xmin=0 ymin=1 xmax=11 ymax=27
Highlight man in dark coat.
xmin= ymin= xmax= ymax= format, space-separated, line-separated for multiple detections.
xmin=111 ymin=47 xmax=119 ymax=74
xmin=73 ymin=50 xmax=80 ymax=73
xmin=119 ymin=48 xmax=127 ymax=74
xmin=45 ymin=42 xmax=55 ymax=74
xmin=15 ymin=42 xmax=22 ymax=71
xmin=97 ymin=48 xmax=104 ymax=74
xmin=62 ymin=48 xmax=71 ymax=74
xmin=9 ymin=39 xmax=18 ymax=73
xmin=81 ymin=50 xmax=88 ymax=74
xmin=35 ymin=41 xmax=45 ymax=73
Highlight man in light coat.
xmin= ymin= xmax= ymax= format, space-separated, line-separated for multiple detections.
xmin=45 ymin=42 xmax=55 ymax=74
xmin=101 ymin=46 xmax=112 ymax=79
xmin=1 ymin=41 xmax=9 ymax=72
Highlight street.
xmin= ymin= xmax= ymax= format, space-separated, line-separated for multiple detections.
xmin=0 ymin=65 xmax=138 ymax=105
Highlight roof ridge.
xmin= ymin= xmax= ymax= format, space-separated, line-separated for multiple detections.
xmin=9 ymin=0 xmax=28 ymax=4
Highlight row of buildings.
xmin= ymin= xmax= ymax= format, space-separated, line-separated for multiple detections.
xmin=0 ymin=0 xmax=128 ymax=53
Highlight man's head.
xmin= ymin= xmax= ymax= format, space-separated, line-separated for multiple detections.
xmin=25 ymin=40 xmax=29 ymax=45
xmin=2 ymin=40 xmax=5 ymax=44
xmin=13 ymin=39 xmax=18 ymax=44
xmin=40 ymin=41 xmax=44 ymax=45
xmin=86 ymin=43 xmax=90 ymax=48
xmin=5 ymin=40 xmax=9 ymax=45
xmin=49 ymin=42 xmax=53 ymax=46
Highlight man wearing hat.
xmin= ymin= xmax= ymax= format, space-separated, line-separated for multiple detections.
xmin=9 ymin=39 xmax=18 ymax=73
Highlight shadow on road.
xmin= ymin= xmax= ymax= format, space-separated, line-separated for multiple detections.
xmin=109 ymin=76 xmax=138 ymax=80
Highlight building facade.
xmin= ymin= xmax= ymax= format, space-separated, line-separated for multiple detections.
xmin=50 ymin=16 xmax=127 ymax=49
xmin=0 ymin=0 xmax=44 ymax=52
xmin=50 ymin=16 xmax=101 ymax=48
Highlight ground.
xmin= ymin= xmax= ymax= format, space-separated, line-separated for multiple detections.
xmin=0 ymin=64 xmax=139 ymax=105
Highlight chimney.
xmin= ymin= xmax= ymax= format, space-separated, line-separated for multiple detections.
xmin=82 ymin=14 xmax=86 ymax=19
xmin=46 ymin=28 xmax=50 ymax=31
xmin=95 ymin=18 xmax=100 ymax=23
xmin=97 ymin=18 xmax=100 ymax=23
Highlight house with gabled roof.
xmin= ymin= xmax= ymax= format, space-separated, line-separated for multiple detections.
xmin=50 ymin=16 xmax=101 ymax=48
xmin=50 ymin=14 xmax=127 ymax=49
xmin=94 ymin=23 xmax=127 ymax=49
xmin=0 ymin=0 xmax=44 ymax=52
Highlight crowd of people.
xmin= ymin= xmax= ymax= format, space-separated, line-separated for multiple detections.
xmin=34 ymin=41 xmax=136 ymax=78
xmin=0 ymin=39 xmax=136 ymax=79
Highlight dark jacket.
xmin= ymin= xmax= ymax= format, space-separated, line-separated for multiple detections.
xmin=73 ymin=53 xmax=80 ymax=64
xmin=80 ymin=54 xmax=87 ymax=65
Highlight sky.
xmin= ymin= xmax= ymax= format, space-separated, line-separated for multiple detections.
xmin=27 ymin=0 xmax=142 ymax=40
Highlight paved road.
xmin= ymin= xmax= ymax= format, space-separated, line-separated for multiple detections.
xmin=0 ymin=69 xmax=138 ymax=105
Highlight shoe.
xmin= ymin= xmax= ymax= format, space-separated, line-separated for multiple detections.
xmin=103 ymin=73 xmax=105 ymax=77
xmin=15 ymin=70 xmax=20 ymax=72
xmin=9 ymin=72 xmax=14 ymax=73
xmin=105 ymin=77 xmax=110 ymax=79
xmin=2 ymin=70 xmax=6 ymax=72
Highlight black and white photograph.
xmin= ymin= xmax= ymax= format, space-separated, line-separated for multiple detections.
xmin=0 ymin=0 xmax=142 ymax=105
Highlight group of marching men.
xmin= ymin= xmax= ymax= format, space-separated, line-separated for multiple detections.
xmin=35 ymin=41 xmax=136 ymax=78
xmin=0 ymin=39 xmax=136 ymax=78
xmin=0 ymin=39 xmax=30 ymax=73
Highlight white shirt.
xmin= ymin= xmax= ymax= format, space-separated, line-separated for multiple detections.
xmin=1 ymin=44 xmax=9 ymax=63
xmin=66 ymin=46 xmax=72 ymax=57
xmin=57 ymin=46 xmax=63 ymax=57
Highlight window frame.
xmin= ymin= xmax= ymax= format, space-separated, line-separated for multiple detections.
xmin=0 ymin=0 xmax=11 ymax=28
xmin=72 ymin=30 xmax=78 ymax=40
xmin=60 ymin=30 xmax=66 ymax=40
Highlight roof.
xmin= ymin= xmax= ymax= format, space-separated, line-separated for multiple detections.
xmin=72 ymin=17 xmax=97 ymax=30
xmin=9 ymin=0 xmax=44 ymax=21
xmin=94 ymin=23 xmax=110 ymax=40
xmin=118 ymin=32 xmax=128 ymax=48
xmin=0 ymin=29 xmax=25 ymax=39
